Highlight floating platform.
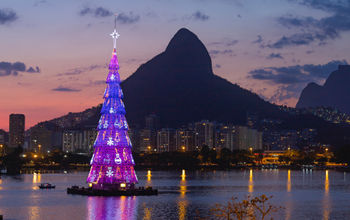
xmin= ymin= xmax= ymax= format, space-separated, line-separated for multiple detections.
xmin=67 ymin=186 xmax=158 ymax=196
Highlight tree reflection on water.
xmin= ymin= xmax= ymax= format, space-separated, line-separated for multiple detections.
xmin=87 ymin=196 xmax=138 ymax=220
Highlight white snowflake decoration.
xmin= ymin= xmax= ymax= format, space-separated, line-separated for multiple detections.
xmin=106 ymin=167 xmax=114 ymax=178
xmin=109 ymin=108 xmax=114 ymax=113
xmin=114 ymin=121 xmax=120 ymax=128
xmin=107 ymin=137 xmax=114 ymax=146
xmin=103 ymin=121 xmax=108 ymax=129
xmin=110 ymin=74 xmax=115 ymax=81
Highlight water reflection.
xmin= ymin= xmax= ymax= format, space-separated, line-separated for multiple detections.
xmin=178 ymin=169 xmax=188 ymax=220
xmin=285 ymin=170 xmax=293 ymax=220
xmin=32 ymin=172 xmax=41 ymax=190
xmin=28 ymin=205 xmax=40 ymax=220
xmin=178 ymin=200 xmax=188 ymax=220
xmin=325 ymin=170 xmax=329 ymax=194
xmin=181 ymin=169 xmax=186 ymax=181
xmin=180 ymin=169 xmax=187 ymax=197
xmin=87 ymin=196 xmax=138 ymax=220
xmin=1 ymin=170 xmax=347 ymax=220
xmin=323 ymin=170 xmax=330 ymax=220
xmin=248 ymin=169 xmax=253 ymax=193
xmin=146 ymin=170 xmax=152 ymax=187
xmin=142 ymin=203 xmax=152 ymax=220
xmin=287 ymin=170 xmax=291 ymax=192
xmin=32 ymin=172 xmax=41 ymax=184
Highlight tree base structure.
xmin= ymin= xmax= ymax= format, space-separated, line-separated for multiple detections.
xmin=67 ymin=185 xmax=158 ymax=196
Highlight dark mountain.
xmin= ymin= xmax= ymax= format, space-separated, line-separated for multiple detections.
xmin=121 ymin=28 xmax=284 ymax=127
xmin=30 ymin=28 xmax=350 ymax=147
xmin=297 ymin=65 xmax=350 ymax=113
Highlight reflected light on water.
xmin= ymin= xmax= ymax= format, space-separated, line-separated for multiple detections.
xmin=87 ymin=196 xmax=138 ymax=220
xmin=323 ymin=170 xmax=330 ymax=220
xmin=181 ymin=169 xmax=186 ymax=182
xmin=178 ymin=200 xmax=188 ymax=220
xmin=180 ymin=185 xmax=187 ymax=198
xmin=142 ymin=203 xmax=152 ymax=220
xmin=29 ymin=172 xmax=41 ymax=219
xmin=146 ymin=170 xmax=152 ymax=187
xmin=147 ymin=170 xmax=151 ymax=181
xmin=287 ymin=170 xmax=291 ymax=192
xmin=325 ymin=170 xmax=329 ymax=194
xmin=285 ymin=170 xmax=292 ymax=220
xmin=178 ymin=169 xmax=188 ymax=220
xmin=32 ymin=172 xmax=41 ymax=184
xmin=32 ymin=172 xmax=41 ymax=190
xmin=180 ymin=169 xmax=187 ymax=197
xmin=0 ymin=178 xmax=3 ymax=190
xmin=28 ymin=205 xmax=40 ymax=220
xmin=248 ymin=169 xmax=253 ymax=193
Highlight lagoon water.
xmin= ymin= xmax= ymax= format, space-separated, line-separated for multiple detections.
xmin=0 ymin=169 xmax=349 ymax=220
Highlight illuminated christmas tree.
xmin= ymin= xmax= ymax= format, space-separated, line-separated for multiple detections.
xmin=87 ymin=19 xmax=138 ymax=190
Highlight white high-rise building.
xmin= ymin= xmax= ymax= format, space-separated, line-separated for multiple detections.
xmin=235 ymin=126 xmax=262 ymax=151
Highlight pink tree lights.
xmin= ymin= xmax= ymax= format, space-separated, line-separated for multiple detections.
xmin=87 ymin=21 xmax=138 ymax=190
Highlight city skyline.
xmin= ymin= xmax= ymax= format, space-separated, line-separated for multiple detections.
xmin=1 ymin=0 xmax=350 ymax=130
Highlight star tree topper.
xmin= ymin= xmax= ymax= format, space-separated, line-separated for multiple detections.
xmin=110 ymin=14 xmax=120 ymax=49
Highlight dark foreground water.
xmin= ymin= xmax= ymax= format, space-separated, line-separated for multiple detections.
xmin=0 ymin=169 xmax=349 ymax=220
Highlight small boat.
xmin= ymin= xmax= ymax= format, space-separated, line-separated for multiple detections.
xmin=39 ymin=183 xmax=56 ymax=189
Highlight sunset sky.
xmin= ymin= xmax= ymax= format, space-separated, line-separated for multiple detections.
xmin=1 ymin=0 xmax=350 ymax=130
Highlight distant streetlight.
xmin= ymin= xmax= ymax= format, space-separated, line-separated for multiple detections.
xmin=249 ymin=147 xmax=253 ymax=153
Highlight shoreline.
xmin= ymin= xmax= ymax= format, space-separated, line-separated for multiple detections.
xmin=6 ymin=164 xmax=349 ymax=174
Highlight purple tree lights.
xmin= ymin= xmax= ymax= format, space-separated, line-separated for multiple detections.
xmin=87 ymin=24 xmax=138 ymax=190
